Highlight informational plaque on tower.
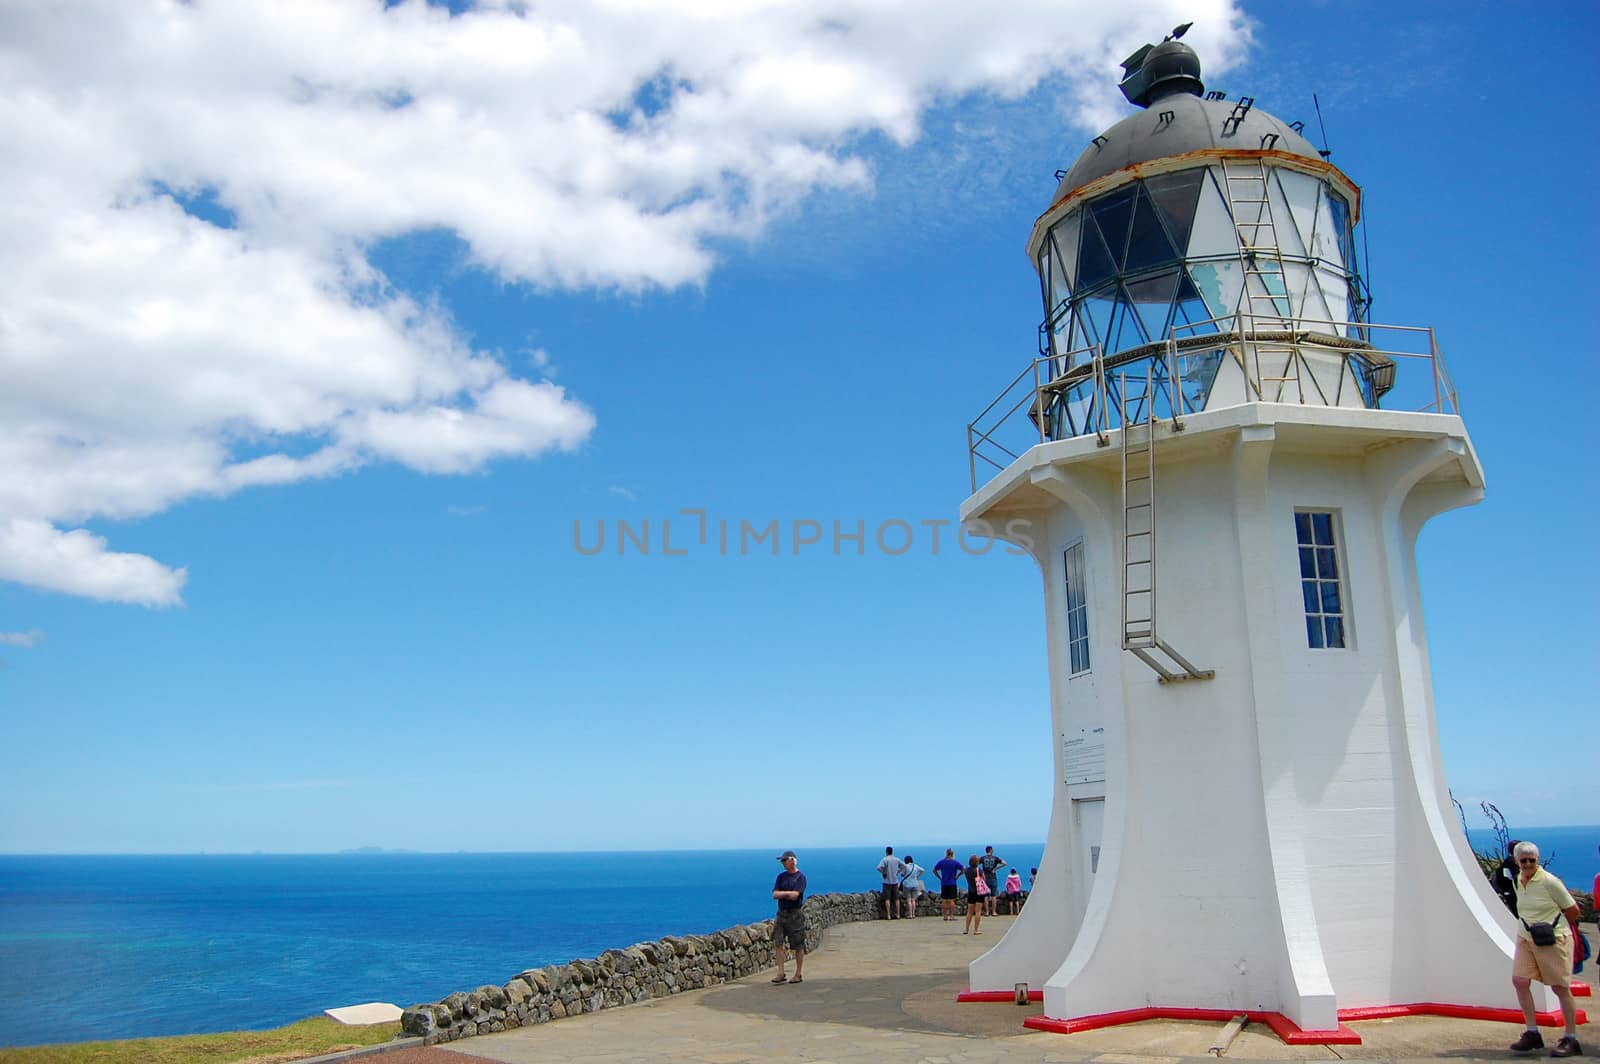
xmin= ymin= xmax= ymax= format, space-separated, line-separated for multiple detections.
xmin=1062 ymin=728 xmax=1106 ymax=786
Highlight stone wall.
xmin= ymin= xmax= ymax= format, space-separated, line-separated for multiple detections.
xmin=399 ymin=889 xmax=1026 ymax=1045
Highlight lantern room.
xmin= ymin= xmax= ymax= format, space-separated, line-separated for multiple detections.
xmin=1027 ymin=34 xmax=1387 ymax=439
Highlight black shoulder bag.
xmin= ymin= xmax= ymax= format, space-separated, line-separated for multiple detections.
xmin=1522 ymin=907 xmax=1563 ymax=947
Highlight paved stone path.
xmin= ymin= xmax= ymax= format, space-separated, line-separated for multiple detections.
xmin=410 ymin=915 xmax=1593 ymax=1064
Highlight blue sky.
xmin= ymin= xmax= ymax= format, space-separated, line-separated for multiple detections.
xmin=0 ymin=0 xmax=1594 ymax=854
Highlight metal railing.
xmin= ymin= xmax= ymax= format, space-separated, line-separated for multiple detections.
xmin=966 ymin=317 xmax=1460 ymax=493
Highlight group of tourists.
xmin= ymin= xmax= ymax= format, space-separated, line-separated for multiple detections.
xmin=875 ymin=846 xmax=1028 ymax=936
xmin=766 ymin=844 xmax=1038 ymax=985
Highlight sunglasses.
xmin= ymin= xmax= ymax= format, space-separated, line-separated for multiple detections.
xmin=1517 ymin=858 xmax=1538 ymax=865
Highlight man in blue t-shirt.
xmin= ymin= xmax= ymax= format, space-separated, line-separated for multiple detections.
xmin=770 ymin=850 xmax=807 ymax=984
xmin=932 ymin=849 xmax=964 ymax=921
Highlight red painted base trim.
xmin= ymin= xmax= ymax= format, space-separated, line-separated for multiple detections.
xmin=994 ymin=996 xmax=1592 ymax=1046
xmin=956 ymin=989 xmax=1043 ymax=1003
xmin=1338 ymin=1002 xmax=1587 ymax=1027
xmin=1018 ymin=1006 xmax=1360 ymax=1045
xmin=1574 ymin=982 xmax=1592 ymax=998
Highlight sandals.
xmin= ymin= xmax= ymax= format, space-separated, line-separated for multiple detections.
xmin=770 ymin=975 xmax=788 ymax=984
xmin=790 ymin=975 xmax=803 ymax=983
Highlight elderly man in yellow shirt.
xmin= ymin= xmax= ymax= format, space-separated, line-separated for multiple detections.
xmin=1508 ymin=841 xmax=1583 ymax=1057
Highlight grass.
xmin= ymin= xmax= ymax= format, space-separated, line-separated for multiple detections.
xmin=0 ymin=1016 xmax=402 ymax=1064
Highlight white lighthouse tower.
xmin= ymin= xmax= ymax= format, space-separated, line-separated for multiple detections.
xmin=960 ymin=29 xmax=1581 ymax=1043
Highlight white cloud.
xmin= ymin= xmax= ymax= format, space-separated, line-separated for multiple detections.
xmin=0 ymin=519 xmax=185 ymax=607
xmin=0 ymin=629 xmax=46 ymax=648
xmin=0 ymin=0 xmax=1245 ymax=605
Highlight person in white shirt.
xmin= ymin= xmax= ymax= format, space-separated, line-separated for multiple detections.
xmin=899 ymin=855 xmax=927 ymax=918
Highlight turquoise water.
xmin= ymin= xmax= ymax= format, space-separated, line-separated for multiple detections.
xmin=0 ymin=843 xmax=1043 ymax=1047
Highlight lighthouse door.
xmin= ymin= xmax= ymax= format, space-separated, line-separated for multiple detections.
xmin=1073 ymin=797 xmax=1105 ymax=897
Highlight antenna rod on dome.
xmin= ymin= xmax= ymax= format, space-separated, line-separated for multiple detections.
xmin=1312 ymin=92 xmax=1334 ymax=159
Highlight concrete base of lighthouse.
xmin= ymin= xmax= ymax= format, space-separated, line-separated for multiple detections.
xmin=959 ymin=403 xmax=1579 ymax=1040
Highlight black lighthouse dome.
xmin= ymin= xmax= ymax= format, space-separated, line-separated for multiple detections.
xmin=1054 ymin=94 xmax=1320 ymax=203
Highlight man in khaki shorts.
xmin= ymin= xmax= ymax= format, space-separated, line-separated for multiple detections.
xmin=1507 ymin=841 xmax=1582 ymax=1057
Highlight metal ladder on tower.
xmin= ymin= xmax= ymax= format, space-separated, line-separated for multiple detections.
xmin=1118 ymin=364 xmax=1214 ymax=684
xmin=1220 ymin=155 xmax=1304 ymax=402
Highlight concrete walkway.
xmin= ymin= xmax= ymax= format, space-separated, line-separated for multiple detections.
xmin=415 ymin=914 xmax=1593 ymax=1064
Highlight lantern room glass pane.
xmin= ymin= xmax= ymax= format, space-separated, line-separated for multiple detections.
xmin=1144 ymin=169 xmax=1205 ymax=247
xmin=1080 ymin=287 xmax=1117 ymax=347
xmin=1106 ymin=290 xmax=1142 ymax=351
xmin=1077 ymin=213 xmax=1118 ymax=291
xmin=1125 ymin=186 xmax=1180 ymax=273
xmin=1089 ymin=187 xmax=1137 ymax=270
xmin=1283 ymin=261 xmax=1330 ymax=322
xmin=1187 ymin=167 xmax=1240 ymax=258
xmin=1171 ymin=273 xmax=1216 ymax=337
xmin=1265 ymin=172 xmax=1308 ymax=258
xmin=1316 ymin=265 xmax=1351 ymax=329
xmin=1326 ymin=191 xmax=1354 ymax=270
xmin=1189 ymin=260 xmax=1241 ymax=321
xmin=1253 ymin=268 xmax=1291 ymax=318
xmin=1276 ymin=170 xmax=1321 ymax=259
xmin=1177 ymin=348 xmax=1224 ymax=411
xmin=1125 ymin=270 xmax=1180 ymax=342
xmin=1308 ymin=182 xmax=1343 ymax=268
xmin=1051 ymin=211 xmax=1082 ymax=292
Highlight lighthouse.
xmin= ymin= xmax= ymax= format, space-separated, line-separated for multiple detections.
xmin=960 ymin=27 xmax=1575 ymax=1042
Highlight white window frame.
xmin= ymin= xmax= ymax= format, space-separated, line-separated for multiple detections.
xmin=1294 ymin=509 xmax=1350 ymax=650
xmin=1063 ymin=540 xmax=1091 ymax=674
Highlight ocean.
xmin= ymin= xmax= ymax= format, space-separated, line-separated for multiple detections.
xmin=2 ymin=829 xmax=1594 ymax=1049
xmin=0 ymin=843 xmax=1043 ymax=1048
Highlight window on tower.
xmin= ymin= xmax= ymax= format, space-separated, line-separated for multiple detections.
xmin=1064 ymin=541 xmax=1091 ymax=673
xmin=1295 ymin=511 xmax=1348 ymax=649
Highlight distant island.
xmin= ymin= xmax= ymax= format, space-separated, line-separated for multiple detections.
xmin=337 ymin=846 xmax=418 ymax=854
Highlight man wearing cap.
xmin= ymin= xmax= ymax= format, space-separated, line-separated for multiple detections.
xmin=770 ymin=850 xmax=807 ymax=984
